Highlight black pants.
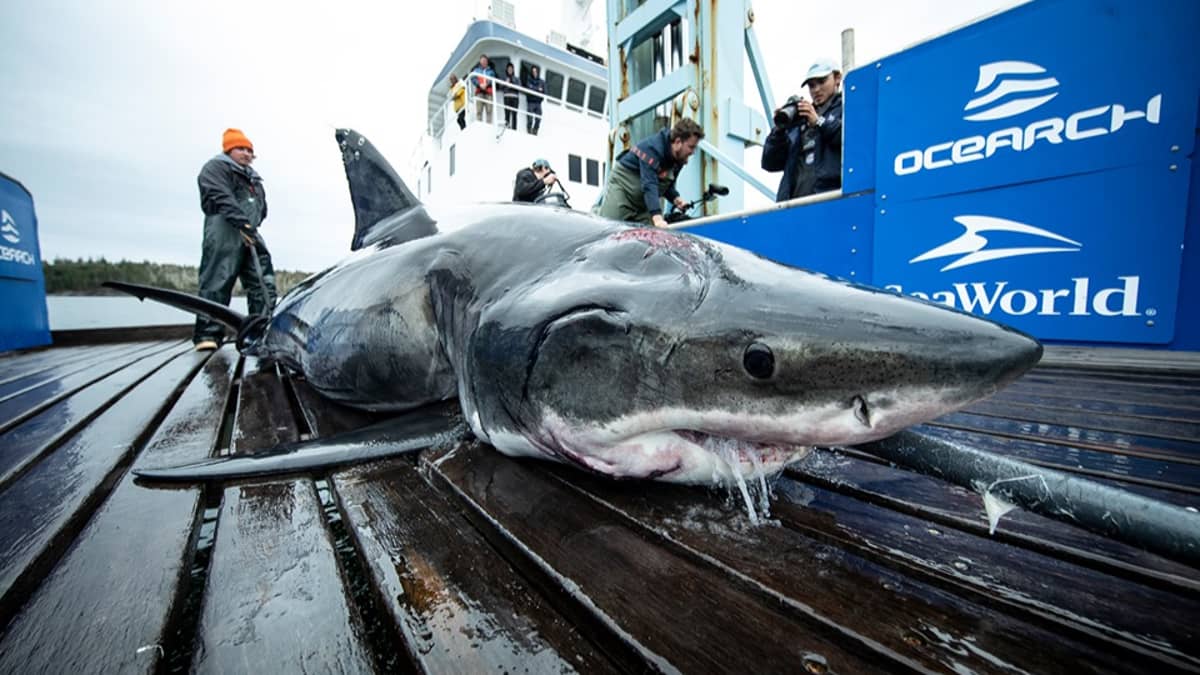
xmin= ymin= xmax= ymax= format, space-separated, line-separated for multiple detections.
xmin=527 ymin=102 xmax=542 ymax=135
xmin=194 ymin=221 xmax=277 ymax=344
xmin=503 ymin=97 xmax=519 ymax=129
xmin=456 ymin=110 xmax=466 ymax=130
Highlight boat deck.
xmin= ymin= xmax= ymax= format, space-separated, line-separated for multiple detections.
xmin=0 ymin=330 xmax=1197 ymax=673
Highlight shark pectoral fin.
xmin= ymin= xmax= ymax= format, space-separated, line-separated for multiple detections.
xmin=134 ymin=406 xmax=468 ymax=484
xmin=102 ymin=281 xmax=247 ymax=331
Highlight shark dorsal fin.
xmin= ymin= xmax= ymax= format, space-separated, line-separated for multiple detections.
xmin=336 ymin=128 xmax=437 ymax=250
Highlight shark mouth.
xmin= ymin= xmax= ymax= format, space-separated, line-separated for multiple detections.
xmin=524 ymin=422 xmax=812 ymax=486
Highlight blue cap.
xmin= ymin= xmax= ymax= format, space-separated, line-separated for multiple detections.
xmin=532 ymin=158 xmax=552 ymax=171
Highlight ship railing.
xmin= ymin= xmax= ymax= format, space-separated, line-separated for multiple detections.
xmin=435 ymin=71 xmax=606 ymax=141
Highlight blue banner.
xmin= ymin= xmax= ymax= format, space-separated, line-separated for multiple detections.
xmin=873 ymin=163 xmax=1188 ymax=343
xmin=0 ymin=173 xmax=50 ymax=351
xmin=873 ymin=0 xmax=1199 ymax=202
xmin=0 ymin=174 xmax=42 ymax=281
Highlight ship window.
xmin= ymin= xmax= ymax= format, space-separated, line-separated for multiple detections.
xmin=449 ymin=144 xmax=456 ymax=177
xmin=586 ymin=159 xmax=599 ymax=186
xmin=587 ymin=87 xmax=606 ymax=114
xmin=545 ymin=70 xmax=564 ymax=99
xmin=568 ymin=154 xmax=582 ymax=183
xmin=566 ymin=78 xmax=586 ymax=107
xmin=519 ymin=60 xmax=540 ymax=84
xmin=490 ymin=56 xmax=512 ymax=82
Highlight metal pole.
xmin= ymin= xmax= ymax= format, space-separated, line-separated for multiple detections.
xmin=854 ymin=429 xmax=1200 ymax=568
xmin=841 ymin=27 xmax=855 ymax=71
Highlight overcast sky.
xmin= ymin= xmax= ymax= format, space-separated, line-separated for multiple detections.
xmin=1 ymin=0 xmax=1020 ymax=272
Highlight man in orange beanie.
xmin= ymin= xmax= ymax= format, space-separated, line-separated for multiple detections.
xmin=193 ymin=128 xmax=278 ymax=350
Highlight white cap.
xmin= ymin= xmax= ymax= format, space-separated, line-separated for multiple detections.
xmin=803 ymin=58 xmax=840 ymax=86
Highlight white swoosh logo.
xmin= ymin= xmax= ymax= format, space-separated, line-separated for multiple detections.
xmin=964 ymin=61 xmax=1059 ymax=122
xmin=0 ymin=220 xmax=18 ymax=244
xmin=910 ymin=215 xmax=1082 ymax=272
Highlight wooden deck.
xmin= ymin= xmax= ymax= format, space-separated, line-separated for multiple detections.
xmin=0 ymin=331 xmax=1197 ymax=673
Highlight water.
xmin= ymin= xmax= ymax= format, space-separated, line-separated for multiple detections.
xmin=46 ymin=295 xmax=249 ymax=330
xmin=711 ymin=438 xmax=774 ymax=525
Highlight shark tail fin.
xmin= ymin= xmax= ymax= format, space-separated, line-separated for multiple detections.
xmin=102 ymin=281 xmax=266 ymax=350
xmin=336 ymin=128 xmax=438 ymax=251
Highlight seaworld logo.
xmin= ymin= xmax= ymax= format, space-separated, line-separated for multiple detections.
xmin=893 ymin=61 xmax=1161 ymax=176
xmin=886 ymin=277 xmax=1140 ymax=318
xmin=890 ymin=215 xmax=1139 ymax=318
xmin=909 ymin=215 xmax=1081 ymax=271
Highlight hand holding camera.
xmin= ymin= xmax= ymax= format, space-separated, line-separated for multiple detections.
xmin=773 ymin=94 xmax=818 ymax=128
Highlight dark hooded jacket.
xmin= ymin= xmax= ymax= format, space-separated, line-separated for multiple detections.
xmin=198 ymin=153 xmax=267 ymax=229
xmin=614 ymin=128 xmax=682 ymax=215
xmin=762 ymin=90 xmax=843 ymax=201
xmin=512 ymin=167 xmax=546 ymax=202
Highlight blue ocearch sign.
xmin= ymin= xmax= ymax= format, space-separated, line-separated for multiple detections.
xmin=0 ymin=176 xmax=41 ymax=281
xmin=873 ymin=0 xmax=1198 ymax=202
xmin=873 ymin=164 xmax=1189 ymax=343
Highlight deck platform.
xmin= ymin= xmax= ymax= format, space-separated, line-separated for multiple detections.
xmin=0 ymin=330 xmax=1197 ymax=673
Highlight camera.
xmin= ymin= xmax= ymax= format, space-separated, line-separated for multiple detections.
xmin=773 ymin=94 xmax=806 ymax=127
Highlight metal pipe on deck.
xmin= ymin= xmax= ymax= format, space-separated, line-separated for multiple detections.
xmin=854 ymin=429 xmax=1200 ymax=568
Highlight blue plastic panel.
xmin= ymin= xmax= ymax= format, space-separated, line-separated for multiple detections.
xmin=873 ymin=162 xmax=1189 ymax=344
xmin=0 ymin=173 xmax=50 ymax=352
xmin=0 ymin=174 xmax=42 ymax=282
xmin=840 ymin=66 xmax=877 ymax=195
xmin=685 ymin=193 xmax=874 ymax=279
xmin=873 ymin=0 xmax=1199 ymax=203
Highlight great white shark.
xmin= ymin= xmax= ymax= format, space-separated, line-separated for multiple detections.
xmin=107 ymin=128 xmax=1043 ymax=485
xmin=104 ymin=129 xmax=1200 ymax=567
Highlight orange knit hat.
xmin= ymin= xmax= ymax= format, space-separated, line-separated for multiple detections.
xmin=222 ymin=128 xmax=254 ymax=153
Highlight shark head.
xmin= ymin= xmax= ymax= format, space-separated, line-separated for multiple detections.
xmin=468 ymin=225 xmax=1042 ymax=485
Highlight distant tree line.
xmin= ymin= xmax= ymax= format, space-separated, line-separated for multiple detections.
xmin=42 ymin=257 xmax=312 ymax=296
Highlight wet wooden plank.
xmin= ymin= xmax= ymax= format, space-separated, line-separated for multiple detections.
xmin=0 ymin=341 xmax=164 ymax=402
xmin=0 ymin=343 xmax=198 ymax=614
xmin=964 ymin=397 xmax=1200 ymax=443
xmin=0 ymin=340 xmax=183 ymax=434
xmin=988 ymin=386 xmax=1200 ymax=422
xmin=933 ymin=411 xmax=1200 ymax=462
xmin=287 ymin=374 xmax=387 ymax=438
xmin=193 ymin=359 xmax=375 ymax=673
xmin=0 ymin=350 xmax=237 ymax=673
xmin=196 ymin=481 xmax=375 ymax=673
xmin=551 ymin=465 xmax=1154 ymax=675
xmin=0 ymin=343 xmax=197 ymax=488
xmin=334 ymin=460 xmax=618 ymax=673
xmin=425 ymin=441 xmax=926 ymax=674
xmin=916 ymin=426 xmax=1200 ymax=502
xmin=771 ymin=476 xmax=1200 ymax=672
xmin=1039 ymin=346 xmax=1200 ymax=375
xmin=0 ymin=342 xmax=138 ymax=392
xmin=788 ymin=448 xmax=1200 ymax=591
xmin=1010 ymin=372 xmax=1200 ymax=406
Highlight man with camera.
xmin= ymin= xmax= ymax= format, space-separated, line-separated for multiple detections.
xmin=512 ymin=158 xmax=558 ymax=202
xmin=762 ymin=58 xmax=844 ymax=201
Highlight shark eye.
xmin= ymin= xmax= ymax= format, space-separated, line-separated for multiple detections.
xmin=743 ymin=342 xmax=775 ymax=379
